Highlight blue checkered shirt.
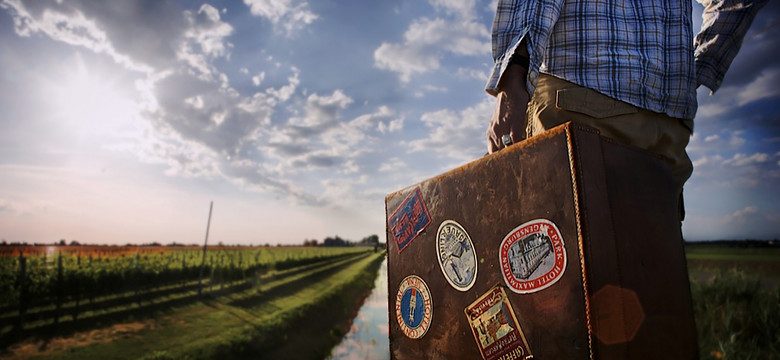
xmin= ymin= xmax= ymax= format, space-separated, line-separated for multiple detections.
xmin=486 ymin=0 xmax=767 ymax=120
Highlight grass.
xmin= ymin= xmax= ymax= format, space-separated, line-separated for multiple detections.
xmin=3 ymin=250 xmax=385 ymax=359
xmin=5 ymin=244 xmax=776 ymax=359
xmin=686 ymin=246 xmax=780 ymax=360
xmin=685 ymin=246 xmax=780 ymax=262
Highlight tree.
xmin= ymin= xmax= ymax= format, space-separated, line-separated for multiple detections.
xmin=323 ymin=236 xmax=350 ymax=247
xmin=360 ymin=235 xmax=379 ymax=246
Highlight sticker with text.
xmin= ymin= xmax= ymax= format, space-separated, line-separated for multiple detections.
xmin=395 ymin=275 xmax=433 ymax=339
xmin=388 ymin=187 xmax=431 ymax=253
xmin=465 ymin=286 xmax=533 ymax=360
xmin=499 ymin=219 xmax=566 ymax=294
xmin=437 ymin=220 xmax=478 ymax=291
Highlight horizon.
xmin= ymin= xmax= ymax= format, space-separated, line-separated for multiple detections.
xmin=1 ymin=0 xmax=779 ymax=245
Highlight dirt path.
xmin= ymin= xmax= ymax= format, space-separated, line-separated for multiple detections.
xmin=2 ymin=321 xmax=154 ymax=360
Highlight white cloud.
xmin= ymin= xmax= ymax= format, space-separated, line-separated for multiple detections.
xmin=265 ymin=90 xmax=361 ymax=173
xmin=265 ymin=67 xmax=300 ymax=102
xmin=704 ymin=134 xmax=720 ymax=142
xmin=692 ymin=156 xmax=709 ymax=168
xmin=378 ymin=157 xmax=408 ymax=172
xmin=723 ymin=153 xmax=770 ymax=167
xmin=378 ymin=117 xmax=404 ymax=133
xmin=456 ymin=67 xmax=488 ymax=80
xmin=0 ymin=0 xmax=151 ymax=73
xmin=252 ymin=72 xmax=266 ymax=86
xmin=428 ymin=0 xmax=477 ymax=19
xmin=407 ymin=96 xmax=493 ymax=162
xmin=729 ymin=132 xmax=746 ymax=147
xmin=696 ymin=67 xmax=780 ymax=118
xmin=177 ymin=4 xmax=234 ymax=80
xmin=375 ymin=42 xmax=440 ymax=83
xmin=724 ymin=206 xmax=758 ymax=225
xmin=736 ymin=67 xmax=780 ymax=106
xmin=243 ymin=0 xmax=318 ymax=35
xmin=374 ymin=17 xmax=489 ymax=82
xmin=351 ymin=106 xmax=404 ymax=134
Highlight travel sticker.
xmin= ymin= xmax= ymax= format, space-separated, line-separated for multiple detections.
xmin=395 ymin=275 xmax=433 ymax=339
xmin=465 ymin=286 xmax=533 ymax=360
xmin=499 ymin=219 xmax=567 ymax=294
xmin=388 ymin=187 xmax=431 ymax=253
xmin=436 ymin=220 xmax=478 ymax=291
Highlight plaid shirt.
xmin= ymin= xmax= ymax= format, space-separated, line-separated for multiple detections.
xmin=486 ymin=0 xmax=767 ymax=120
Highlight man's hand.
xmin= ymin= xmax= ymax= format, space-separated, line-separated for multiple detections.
xmin=486 ymin=63 xmax=530 ymax=153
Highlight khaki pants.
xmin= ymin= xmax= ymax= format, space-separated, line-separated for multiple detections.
xmin=526 ymin=74 xmax=693 ymax=196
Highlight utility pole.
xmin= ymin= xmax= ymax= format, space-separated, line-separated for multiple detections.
xmin=197 ymin=201 xmax=213 ymax=297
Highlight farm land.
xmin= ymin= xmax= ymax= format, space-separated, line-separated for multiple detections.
xmin=685 ymin=241 xmax=780 ymax=360
xmin=0 ymin=245 xmax=385 ymax=359
xmin=0 ymin=241 xmax=777 ymax=359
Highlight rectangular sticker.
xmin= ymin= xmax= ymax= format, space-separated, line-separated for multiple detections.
xmin=465 ymin=286 xmax=533 ymax=360
xmin=388 ymin=187 xmax=431 ymax=253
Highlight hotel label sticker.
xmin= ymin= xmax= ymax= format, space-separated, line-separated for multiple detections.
xmin=388 ymin=187 xmax=431 ymax=253
xmin=465 ymin=286 xmax=533 ymax=360
xmin=499 ymin=219 xmax=566 ymax=294
xmin=395 ymin=275 xmax=433 ymax=339
xmin=436 ymin=220 xmax=478 ymax=291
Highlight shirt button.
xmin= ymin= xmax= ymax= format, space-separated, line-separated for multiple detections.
xmin=528 ymin=70 xmax=538 ymax=86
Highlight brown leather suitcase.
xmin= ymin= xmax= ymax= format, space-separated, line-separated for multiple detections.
xmin=385 ymin=122 xmax=698 ymax=359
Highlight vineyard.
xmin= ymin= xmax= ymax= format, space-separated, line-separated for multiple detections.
xmin=0 ymin=245 xmax=380 ymax=358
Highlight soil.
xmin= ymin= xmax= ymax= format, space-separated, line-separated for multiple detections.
xmin=2 ymin=321 xmax=153 ymax=360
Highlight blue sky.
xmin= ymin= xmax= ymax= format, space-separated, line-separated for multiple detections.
xmin=0 ymin=0 xmax=778 ymax=245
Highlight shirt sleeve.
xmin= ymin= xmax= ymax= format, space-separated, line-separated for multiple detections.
xmin=485 ymin=0 xmax=566 ymax=96
xmin=694 ymin=0 xmax=769 ymax=93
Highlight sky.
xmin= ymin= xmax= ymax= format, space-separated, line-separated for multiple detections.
xmin=0 ymin=0 xmax=778 ymax=246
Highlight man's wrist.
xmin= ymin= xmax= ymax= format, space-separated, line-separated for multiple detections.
xmin=509 ymin=53 xmax=529 ymax=69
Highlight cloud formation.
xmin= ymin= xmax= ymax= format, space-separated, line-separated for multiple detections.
xmin=374 ymin=3 xmax=490 ymax=83
xmin=407 ymin=97 xmax=493 ymax=163
xmin=0 ymin=0 xmax=391 ymax=207
xmin=242 ymin=0 xmax=318 ymax=35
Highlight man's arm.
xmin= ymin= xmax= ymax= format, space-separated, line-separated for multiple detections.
xmin=486 ymin=44 xmax=530 ymax=153
xmin=484 ymin=0 xmax=566 ymax=153
xmin=695 ymin=0 xmax=768 ymax=93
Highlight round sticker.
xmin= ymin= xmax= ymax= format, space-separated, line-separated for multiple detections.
xmin=499 ymin=219 xmax=567 ymax=294
xmin=395 ymin=275 xmax=433 ymax=339
xmin=436 ymin=220 xmax=478 ymax=291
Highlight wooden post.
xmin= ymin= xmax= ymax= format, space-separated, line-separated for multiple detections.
xmin=74 ymin=255 xmax=80 ymax=321
xmin=197 ymin=201 xmax=214 ymax=297
xmin=16 ymin=252 xmax=26 ymax=332
xmin=55 ymin=252 xmax=63 ymax=326
xmin=135 ymin=252 xmax=141 ymax=306
xmin=88 ymin=254 xmax=94 ymax=306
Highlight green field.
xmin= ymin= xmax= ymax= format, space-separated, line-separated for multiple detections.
xmin=685 ymin=244 xmax=780 ymax=360
xmin=1 ymin=244 xmax=777 ymax=360
xmin=0 ymin=247 xmax=385 ymax=359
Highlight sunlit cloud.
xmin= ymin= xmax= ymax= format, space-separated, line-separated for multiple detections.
xmin=407 ymin=96 xmax=493 ymax=163
xmin=723 ymin=153 xmax=770 ymax=167
xmin=374 ymin=13 xmax=489 ymax=83
xmin=428 ymin=0 xmax=478 ymax=19
xmin=725 ymin=206 xmax=759 ymax=225
xmin=242 ymin=0 xmax=318 ymax=35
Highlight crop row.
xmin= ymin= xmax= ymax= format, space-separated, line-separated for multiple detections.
xmin=0 ymin=247 xmax=369 ymax=324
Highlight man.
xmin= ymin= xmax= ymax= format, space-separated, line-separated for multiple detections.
xmin=485 ymin=0 xmax=767 ymax=208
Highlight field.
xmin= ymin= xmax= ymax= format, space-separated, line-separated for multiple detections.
xmin=685 ymin=243 xmax=780 ymax=360
xmin=0 ymin=243 xmax=777 ymax=360
xmin=0 ymin=246 xmax=385 ymax=359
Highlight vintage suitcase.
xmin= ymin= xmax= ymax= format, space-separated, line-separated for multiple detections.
xmin=385 ymin=122 xmax=698 ymax=359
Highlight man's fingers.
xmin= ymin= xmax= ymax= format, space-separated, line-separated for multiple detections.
xmin=486 ymin=127 xmax=503 ymax=153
